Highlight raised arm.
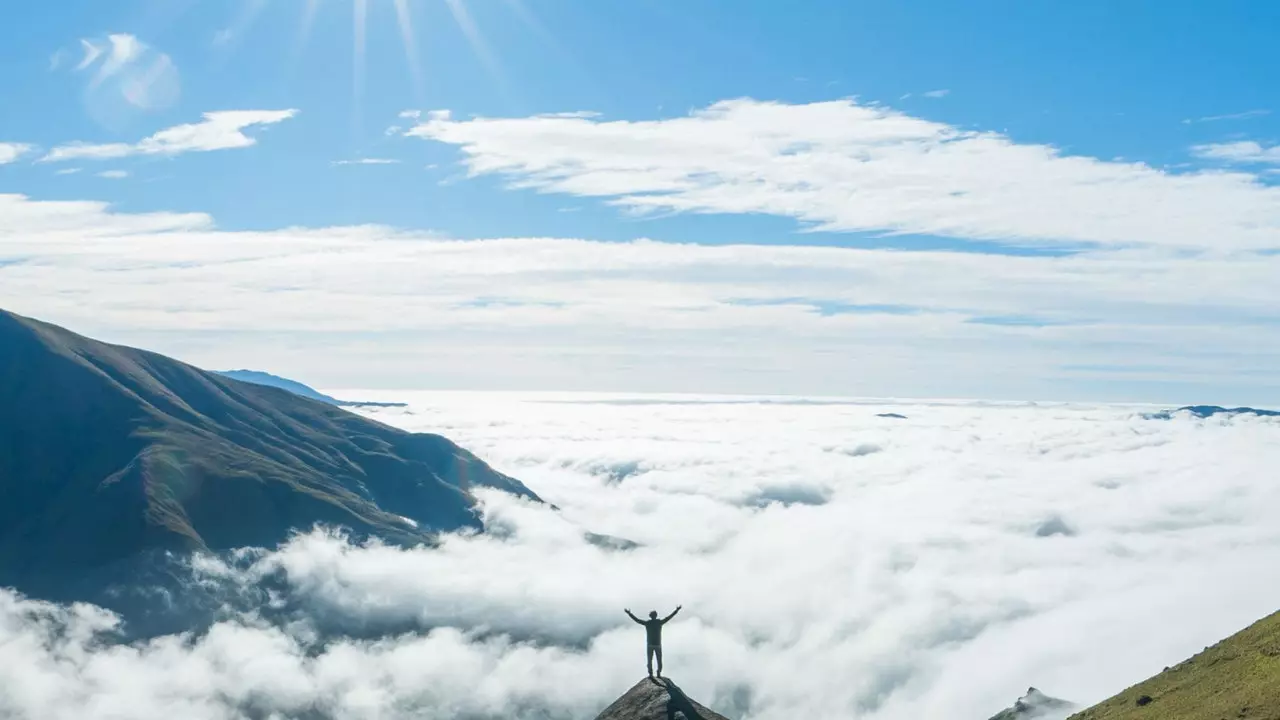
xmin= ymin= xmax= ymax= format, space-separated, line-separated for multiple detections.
xmin=662 ymin=605 xmax=682 ymax=623
xmin=624 ymin=608 xmax=643 ymax=624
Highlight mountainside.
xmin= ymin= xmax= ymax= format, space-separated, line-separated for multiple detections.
xmin=1068 ymin=609 xmax=1280 ymax=720
xmin=0 ymin=309 xmax=540 ymax=601
xmin=593 ymin=678 xmax=731 ymax=720
xmin=215 ymin=369 xmax=407 ymax=407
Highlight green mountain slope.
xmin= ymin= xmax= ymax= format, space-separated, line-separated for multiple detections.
xmin=0 ymin=309 xmax=540 ymax=600
xmin=1069 ymin=609 xmax=1280 ymax=720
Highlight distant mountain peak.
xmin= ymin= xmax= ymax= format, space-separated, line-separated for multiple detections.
xmin=1144 ymin=405 xmax=1280 ymax=420
xmin=214 ymin=369 xmax=407 ymax=407
xmin=593 ymin=677 xmax=731 ymax=720
xmin=987 ymin=686 xmax=1075 ymax=720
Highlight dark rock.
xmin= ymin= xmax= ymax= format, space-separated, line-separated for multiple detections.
xmin=876 ymin=412 xmax=908 ymax=419
xmin=594 ymin=677 xmax=731 ymax=720
xmin=1035 ymin=515 xmax=1076 ymax=538
xmin=988 ymin=687 xmax=1076 ymax=720
xmin=1136 ymin=695 xmax=1153 ymax=706
xmin=1144 ymin=405 xmax=1280 ymax=420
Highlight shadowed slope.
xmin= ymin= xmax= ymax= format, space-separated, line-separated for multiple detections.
xmin=593 ymin=678 xmax=731 ymax=720
xmin=1069 ymin=609 xmax=1280 ymax=720
xmin=0 ymin=309 xmax=540 ymax=600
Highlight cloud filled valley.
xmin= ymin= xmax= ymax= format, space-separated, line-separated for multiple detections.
xmin=3 ymin=395 xmax=1279 ymax=719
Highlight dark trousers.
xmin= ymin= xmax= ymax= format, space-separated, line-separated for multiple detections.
xmin=647 ymin=644 xmax=663 ymax=676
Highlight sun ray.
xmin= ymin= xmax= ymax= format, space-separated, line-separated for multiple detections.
xmin=392 ymin=0 xmax=426 ymax=105
xmin=353 ymin=0 xmax=368 ymax=133
xmin=294 ymin=0 xmax=320 ymax=58
xmin=443 ymin=0 xmax=505 ymax=87
xmin=217 ymin=0 xmax=269 ymax=49
xmin=503 ymin=0 xmax=559 ymax=53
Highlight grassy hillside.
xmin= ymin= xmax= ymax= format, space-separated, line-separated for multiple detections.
xmin=1069 ymin=609 xmax=1280 ymax=720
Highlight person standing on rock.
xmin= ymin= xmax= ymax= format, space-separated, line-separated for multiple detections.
xmin=625 ymin=605 xmax=681 ymax=677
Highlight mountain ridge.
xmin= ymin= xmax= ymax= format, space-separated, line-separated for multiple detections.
xmin=215 ymin=368 xmax=407 ymax=407
xmin=0 ymin=308 xmax=540 ymax=604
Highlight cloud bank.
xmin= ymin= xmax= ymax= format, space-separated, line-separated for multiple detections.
xmin=3 ymin=398 xmax=1280 ymax=719
xmin=2 ymin=192 xmax=1280 ymax=400
xmin=406 ymin=98 xmax=1280 ymax=251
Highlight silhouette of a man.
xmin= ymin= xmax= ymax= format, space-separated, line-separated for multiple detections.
xmin=625 ymin=605 xmax=681 ymax=677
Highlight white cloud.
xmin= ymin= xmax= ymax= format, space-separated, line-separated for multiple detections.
xmin=97 ymin=170 xmax=129 ymax=179
xmin=54 ymin=168 xmax=82 ymax=176
xmin=1 ymin=193 xmax=1280 ymax=401
xmin=922 ymin=89 xmax=950 ymax=98
xmin=406 ymin=98 xmax=1280 ymax=252
xmin=1192 ymin=140 xmax=1280 ymax=165
xmin=0 ymin=143 xmax=33 ymax=165
xmin=1182 ymin=109 xmax=1270 ymax=124
xmin=70 ymin=34 xmax=180 ymax=114
xmin=90 ymin=33 xmax=145 ymax=87
xmin=41 ymin=110 xmax=299 ymax=162
xmin=3 ymin=400 xmax=1280 ymax=719
xmin=332 ymin=158 xmax=402 ymax=166
xmin=74 ymin=38 xmax=104 ymax=71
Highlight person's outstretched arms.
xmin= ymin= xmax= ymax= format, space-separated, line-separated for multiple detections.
xmin=624 ymin=608 xmax=643 ymax=624
xmin=662 ymin=605 xmax=682 ymax=623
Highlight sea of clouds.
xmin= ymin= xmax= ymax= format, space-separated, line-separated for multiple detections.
xmin=2 ymin=393 xmax=1280 ymax=720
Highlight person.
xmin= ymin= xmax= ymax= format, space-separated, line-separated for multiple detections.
xmin=625 ymin=605 xmax=681 ymax=677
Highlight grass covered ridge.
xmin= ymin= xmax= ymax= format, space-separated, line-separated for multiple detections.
xmin=1070 ymin=609 xmax=1280 ymax=720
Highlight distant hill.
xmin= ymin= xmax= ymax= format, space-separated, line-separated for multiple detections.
xmin=0 ymin=309 xmax=540 ymax=604
xmin=593 ymin=678 xmax=731 ymax=720
xmin=1068 ymin=609 xmax=1280 ymax=720
xmin=1145 ymin=405 xmax=1280 ymax=420
xmin=215 ymin=369 xmax=407 ymax=407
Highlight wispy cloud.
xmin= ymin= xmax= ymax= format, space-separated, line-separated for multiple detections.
xmin=3 ymin=193 xmax=1280 ymax=400
xmin=41 ymin=110 xmax=299 ymax=162
xmin=67 ymin=33 xmax=180 ymax=113
xmin=0 ymin=143 xmax=34 ymax=165
xmin=97 ymin=170 xmax=129 ymax=179
xmin=1191 ymin=140 xmax=1280 ymax=165
xmin=331 ymin=158 xmax=402 ymax=166
xmin=1182 ymin=109 xmax=1270 ymax=124
xmin=922 ymin=89 xmax=950 ymax=98
xmin=87 ymin=33 xmax=145 ymax=87
xmin=407 ymin=98 xmax=1280 ymax=252
xmin=55 ymin=168 xmax=82 ymax=176
xmin=74 ymin=38 xmax=104 ymax=71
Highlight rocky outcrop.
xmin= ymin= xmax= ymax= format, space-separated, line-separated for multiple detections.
xmin=989 ymin=687 xmax=1076 ymax=720
xmin=593 ymin=677 xmax=731 ymax=720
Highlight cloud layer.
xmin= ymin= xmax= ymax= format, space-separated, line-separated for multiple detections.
xmin=3 ymin=398 xmax=1280 ymax=719
xmin=407 ymin=98 xmax=1280 ymax=251
xmin=2 ymin=192 xmax=1280 ymax=400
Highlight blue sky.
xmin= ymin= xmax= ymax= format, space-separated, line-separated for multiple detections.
xmin=1 ymin=0 xmax=1279 ymax=402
